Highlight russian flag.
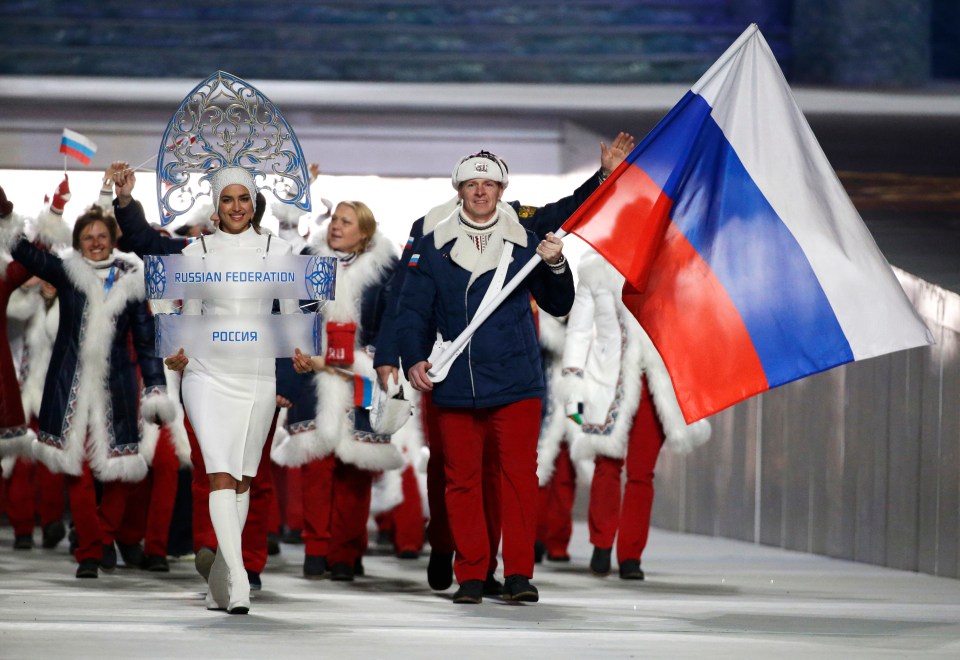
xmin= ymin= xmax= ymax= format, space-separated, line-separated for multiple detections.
xmin=563 ymin=24 xmax=934 ymax=423
xmin=59 ymin=128 xmax=98 ymax=166
xmin=353 ymin=374 xmax=373 ymax=408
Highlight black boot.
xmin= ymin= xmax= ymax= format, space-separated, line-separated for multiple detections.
xmin=590 ymin=546 xmax=612 ymax=576
xmin=100 ymin=543 xmax=117 ymax=571
xmin=13 ymin=534 xmax=34 ymax=550
xmin=427 ymin=550 xmax=454 ymax=590
xmin=452 ymin=580 xmax=483 ymax=604
xmin=483 ymin=572 xmax=503 ymax=596
xmin=618 ymin=559 xmax=645 ymax=580
xmin=76 ymin=559 xmax=99 ymax=579
xmin=502 ymin=575 xmax=539 ymax=603
xmin=42 ymin=520 xmax=66 ymax=549
xmin=142 ymin=554 xmax=170 ymax=572
xmin=303 ymin=555 xmax=328 ymax=579
xmin=116 ymin=541 xmax=145 ymax=568
xmin=534 ymin=540 xmax=546 ymax=564
xmin=330 ymin=562 xmax=355 ymax=582
xmin=246 ymin=569 xmax=262 ymax=591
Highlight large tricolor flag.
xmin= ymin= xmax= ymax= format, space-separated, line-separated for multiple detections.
xmin=59 ymin=128 xmax=98 ymax=165
xmin=562 ymin=24 xmax=934 ymax=423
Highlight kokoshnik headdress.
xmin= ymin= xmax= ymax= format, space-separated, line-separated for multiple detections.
xmin=156 ymin=70 xmax=312 ymax=225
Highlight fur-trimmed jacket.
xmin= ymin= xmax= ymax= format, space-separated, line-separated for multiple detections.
xmin=563 ymin=252 xmax=710 ymax=461
xmin=6 ymin=229 xmax=171 ymax=481
xmin=274 ymin=228 xmax=402 ymax=471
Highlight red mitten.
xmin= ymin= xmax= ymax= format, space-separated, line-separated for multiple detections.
xmin=325 ymin=321 xmax=357 ymax=366
xmin=50 ymin=175 xmax=71 ymax=215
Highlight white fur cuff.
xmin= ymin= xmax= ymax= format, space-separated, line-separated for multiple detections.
xmin=141 ymin=388 xmax=177 ymax=426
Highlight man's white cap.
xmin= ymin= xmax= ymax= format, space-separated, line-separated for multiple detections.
xmin=211 ymin=166 xmax=258 ymax=210
xmin=452 ymin=150 xmax=509 ymax=190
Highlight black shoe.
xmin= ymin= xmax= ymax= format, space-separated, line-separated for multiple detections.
xmin=427 ymin=550 xmax=454 ymax=591
xmin=76 ymin=559 xmax=99 ymax=579
xmin=547 ymin=553 xmax=571 ymax=563
xmin=330 ymin=562 xmax=354 ymax=582
xmin=267 ymin=533 xmax=281 ymax=556
xmin=42 ymin=521 xmax=66 ymax=549
xmin=117 ymin=541 xmax=145 ymax=568
xmin=502 ymin=574 xmax=539 ymax=603
xmin=534 ymin=540 xmax=546 ymax=564
xmin=618 ymin=559 xmax=645 ymax=580
xmin=452 ymin=580 xmax=483 ymax=604
xmin=590 ymin=547 xmax=612 ymax=576
xmin=396 ymin=549 xmax=420 ymax=560
xmin=101 ymin=543 xmax=117 ymax=571
xmin=142 ymin=554 xmax=170 ymax=572
xmin=304 ymin=555 xmax=328 ymax=579
xmin=353 ymin=557 xmax=364 ymax=577
xmin=247 ymin=569 xmax=262 ymax=591
xmin=280 ymin=528 xmax=303 ymax=544
xmin=13 ymin=534 xmax=34 ymax=550
xmin=482 ymin=572 xmax=503 ymax=596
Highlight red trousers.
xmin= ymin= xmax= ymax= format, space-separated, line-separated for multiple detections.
xmin=66 ymin=462 xmax=129 ymax=562
xmin=376 ymin=464 xmax=426 ymax=554
xmin=301 ymin=454 xmax=335 ymax=556
xmin=114 ymin=427 xmax=180 ymax=556
xmin=328 ymin=458 xmax=373 ymax=566
xmin=536 ymin=441 xmax=576 ymax=558
xmin=3 ymin=458 xmax=65 ymax=535
xmin=437 ymin=398 xmax=540 ymax=583
xmin=588 ymin=379 xmax=665 ymax=563
xmin=185 ymin=409 xmax=278 ymax=573
xmin=423 ymin=393 xmax=501 ymax=573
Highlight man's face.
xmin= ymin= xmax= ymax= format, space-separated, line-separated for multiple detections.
xmin=458 ymin=179 xmax=503 ymax=224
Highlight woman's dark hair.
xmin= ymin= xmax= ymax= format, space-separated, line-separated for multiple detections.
xmin=251 ymin=192 xmax=267 ymax=233
xmin=72 ymin=205 xmax=119 ymax=250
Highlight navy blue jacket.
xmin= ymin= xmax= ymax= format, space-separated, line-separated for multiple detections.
xmin=376 ymin=171 xmax=603 ymax=373
xmin=397 ymin=217 xmax=576 ymax=409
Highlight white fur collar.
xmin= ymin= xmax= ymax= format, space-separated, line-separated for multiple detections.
xmin=433 ymin=203 xmax=527 ymax=286
xmin=0 ymin=211 xmax=25 ymax=269
xmin=308 ymin=228 xmax=397 ymax=324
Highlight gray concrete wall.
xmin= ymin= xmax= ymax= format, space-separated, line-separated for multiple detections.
xmin=652 ymin=268 xmax=960 ymax=579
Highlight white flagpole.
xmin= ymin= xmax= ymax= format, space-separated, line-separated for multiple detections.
xmin=427 ymin=228 xmax=568 ymax=380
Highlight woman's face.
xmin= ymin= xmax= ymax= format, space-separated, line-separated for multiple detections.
xmin=217 ymin=184 xmax=255 ymax=234
xmin=327 ymin=203 xmax=368 ymax=253
xmin=78 ymin=220 xmax=114 ymax=262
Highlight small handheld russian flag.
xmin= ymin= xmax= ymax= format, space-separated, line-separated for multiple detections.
xmin=59 ymin=128 xmax=98 ymax=166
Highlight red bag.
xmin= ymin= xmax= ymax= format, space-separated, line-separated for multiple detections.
xmin=325 ymin=321 xmax=357 ymax=366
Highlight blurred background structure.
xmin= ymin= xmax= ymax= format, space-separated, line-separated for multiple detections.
xmin=1 ymin=0 xmax=958 ymax=579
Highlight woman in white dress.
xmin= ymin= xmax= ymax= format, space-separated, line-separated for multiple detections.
xmin=165 ymin=166 xmax=296 ymax=614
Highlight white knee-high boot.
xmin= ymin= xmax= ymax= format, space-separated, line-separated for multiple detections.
xmin=236 ymin=490 xmax=250 ymax=531
xmin=208 ymin=489 xmax=250 ymax=614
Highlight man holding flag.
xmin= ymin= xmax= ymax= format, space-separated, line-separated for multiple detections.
xmin=397 ymin=136 xmax=633 ymax=604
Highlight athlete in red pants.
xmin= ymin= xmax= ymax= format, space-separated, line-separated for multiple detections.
xmin=4 ymin=458 xmax=66 ymax=549
xmin=436 ymin=399 xmax=541 ymax=595
xmin=422 ymin=392 xmax=502 ymax=593
xmin=67 ymin=462 xmax=130 ymax=569
xmin=588 ymin=381 xmax=664 ymax=580
xmin=300 ymin=454 xmax=335 ymax=574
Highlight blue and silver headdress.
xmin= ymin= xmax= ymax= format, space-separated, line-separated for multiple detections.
xmin=156 ymin=70 xmax=312 ymax=225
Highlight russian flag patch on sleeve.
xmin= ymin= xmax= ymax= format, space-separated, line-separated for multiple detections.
xmin=408 ymin=254 xmax=420 ymax=267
